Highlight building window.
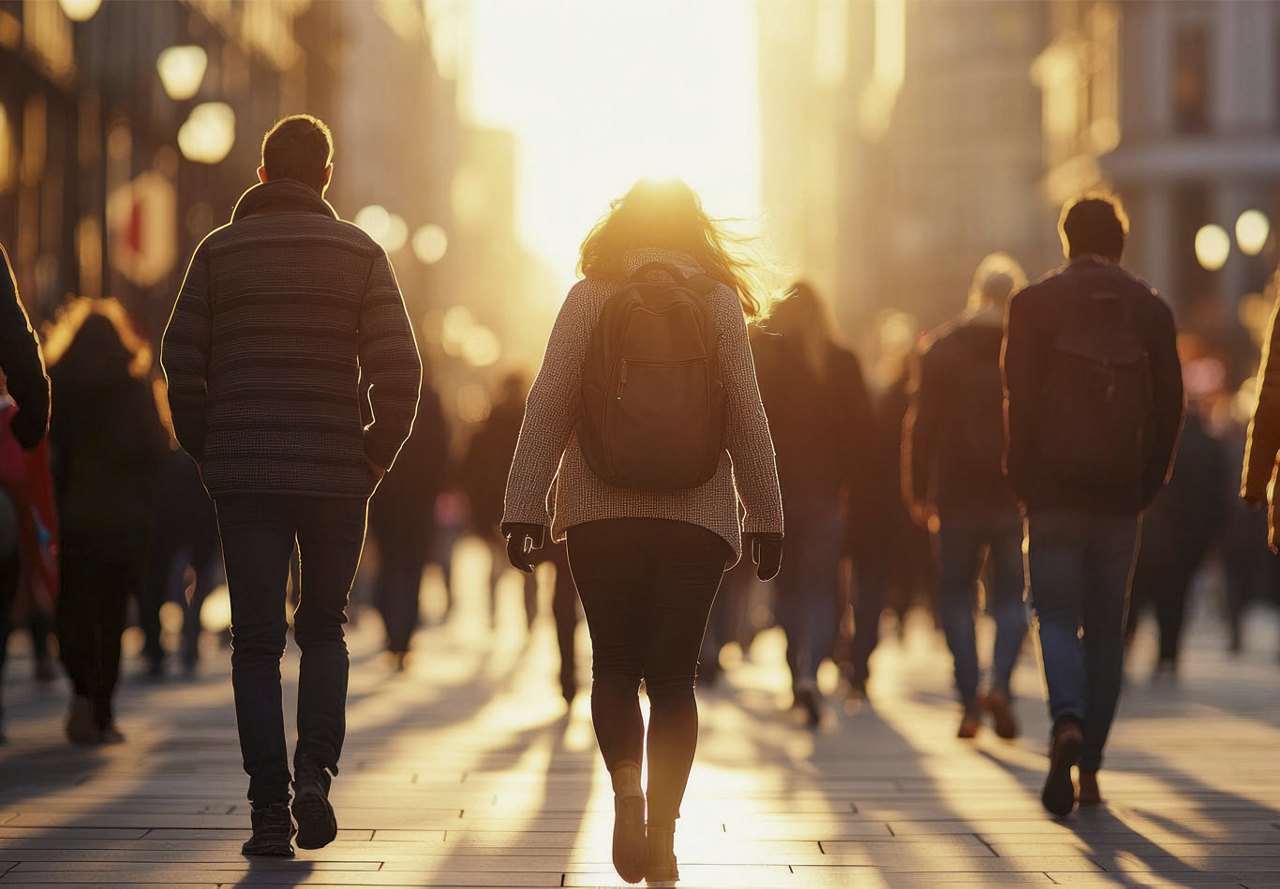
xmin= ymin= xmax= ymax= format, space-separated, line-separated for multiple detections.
xmin=1173 ymin=22 xmax=1210 ymax=134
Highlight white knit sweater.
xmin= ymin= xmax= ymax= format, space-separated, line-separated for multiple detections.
xmin=502 ymin=249 xmax=784 ymax=556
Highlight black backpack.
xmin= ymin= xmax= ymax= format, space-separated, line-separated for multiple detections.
xmin=1036 ymin=280 xmax=1155 ymax=486
xmin=578 ymin=263 xmax=726 ymax=491
xmin=948 ymin=327 xmax=1007 ymax=481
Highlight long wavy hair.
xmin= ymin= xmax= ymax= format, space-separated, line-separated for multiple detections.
xmin=766 ymin=281 xmax=838 ymax=382
xmin=578 ymin=178 xmax=776 ymax=322
xmin=42 ymin=297 xmax=153 ymax=380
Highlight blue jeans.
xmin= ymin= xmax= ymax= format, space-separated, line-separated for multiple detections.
xmin=773 ymin=496 xmax=845 ymax=688
xmin=1026 ymin=509 xmax=1140 ymax=772
xmin=936 ymin=507 xmax=1027 ymax=705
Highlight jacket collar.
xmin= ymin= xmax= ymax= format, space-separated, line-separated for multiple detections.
xmin=231 ymin=179 xmax=338 ymax=223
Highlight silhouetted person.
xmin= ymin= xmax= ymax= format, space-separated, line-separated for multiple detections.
xmin=502 ymin=179 xmax=783 ymax=884
xmin=1003 ymin=195 xmax=1183 ymax=816
xmin=139 ymin=429 xmax=221 ymax=677
xmin=162 ymin=115 xmax=421 ymax=857
xmin=46 ymin=299 xmax=168 ymax=746
xmin=0 ymin=370 xmax=57 ymax=744
xmin=904 ymin=253 xmax=1028 ymax=740
xmin=1126 ymin=398 xmax=1227 ymax=677
xmin=752 ymin=281 xmax=872 ymax=726
xmin=369 ymin=366 xmax=448 ymax=668
xmin=0 ymin=244 xmax=50 ymax=450
xmin=460 ymin=372 xmax=537 ymax=628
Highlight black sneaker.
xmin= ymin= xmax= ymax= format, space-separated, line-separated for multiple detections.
xmin=292 ymin=753 xmax=338 ymax=850
xmin=241 ymin=803 xmax=295 ymax=857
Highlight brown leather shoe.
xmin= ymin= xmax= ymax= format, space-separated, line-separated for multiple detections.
xmin=984 ymin=688 xmax=1019 ymax=740
xmin=1078 ymin=769 xmax=1102 ymax=807
xmin=65 ymin=696 xmax=97 ymax=745
xmin=1041 ymin=720 xmax=1083 ymax=817
xmin=957 ymin=703 xmax=982 ymax=739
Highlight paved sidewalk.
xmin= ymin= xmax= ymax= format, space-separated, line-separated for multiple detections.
xmin=1 ymin=543 xmax=1279 ymax=887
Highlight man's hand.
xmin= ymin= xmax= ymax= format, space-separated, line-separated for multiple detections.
xmin=1243 ymin=492 xmax=1267 ymax=509
xmin=744 ymin=532 xmax=784 ymax=582
xmin=501 ymin=522 xmax=546 ymax=574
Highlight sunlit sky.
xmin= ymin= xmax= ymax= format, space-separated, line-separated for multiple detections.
xmin=467 ymin=0 xmax=761 ymax=293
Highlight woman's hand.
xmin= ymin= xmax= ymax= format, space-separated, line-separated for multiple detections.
xmin=501 ymin=522 xmax=546 ymax=573
xmin=744 ymin=532 xmax=783 ymax=581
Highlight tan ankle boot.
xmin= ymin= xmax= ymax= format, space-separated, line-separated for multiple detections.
xmin=646 ymin=821 xmax=678 ymax=883
xmin=610 ymin=762 xmax=646 ymax=884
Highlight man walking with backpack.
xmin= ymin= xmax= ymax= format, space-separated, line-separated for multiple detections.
xmin=904 ymin=252 xmax=1029 ymax=741
xmin=162 ymin=115 xmax=421 ymax=856
xmin=1003 ymin=195 xmax=1183 ymax=817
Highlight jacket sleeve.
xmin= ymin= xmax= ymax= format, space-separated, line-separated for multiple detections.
xmin=161 ymin=243 xmax=213 ymax=461
xmin=1142 ymin=298 xmax=1184 ymax=506
xmin=1242 ymin=299 xmax=1280 ymax=500
xmin=0 ymin=244 xmax=50 ymax=449
xmin=358 ymin=250 xmax=422 ymax=471
xmin=502 ymin=283 xmax=589 ymax=528
xmin=720 ymin=296 xmax=784 ymax=535
xmin=1001 ymin=288 xmax=1040 ymax=502
xmin=902 ymin=342 xmax=941 ymax=509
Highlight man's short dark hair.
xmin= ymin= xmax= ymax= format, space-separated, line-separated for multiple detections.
xmin=1059 ymin=194 xmax=1129 ymax=261
xmin=261 ymin=115 xmax=333 ymax=191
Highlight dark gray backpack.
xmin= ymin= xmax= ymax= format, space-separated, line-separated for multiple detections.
xmin=578 ymin=263 xmax=726 ymax=491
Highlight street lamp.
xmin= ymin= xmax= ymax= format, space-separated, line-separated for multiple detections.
xmin=57 ymin=0 xmax=102 ymax=21
xmin=1235 ymin=209 xmax=1270 ymax=257
xmin=177 ymin=103 xmax=236 ymax=165
xmin=1194 ymin=224 xmax=1230 ymax=271
xmin=157 ymin=46 xmax=208 ymax=102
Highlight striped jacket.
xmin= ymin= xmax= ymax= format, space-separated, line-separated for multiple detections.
xmin=502 ymin=249 xmax=784 ymax=556
xmin=161 ymin=179 xmax=421 ymax=499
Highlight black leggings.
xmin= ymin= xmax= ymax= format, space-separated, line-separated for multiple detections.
xmin=566 ymin=519 xmax=729 ymax=824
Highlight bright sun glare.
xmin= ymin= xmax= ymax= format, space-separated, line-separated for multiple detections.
xmin=468 ymin=0 xmax=761 ymax=294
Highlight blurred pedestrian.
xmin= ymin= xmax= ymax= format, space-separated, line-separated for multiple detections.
xmin=45 ymin=299 xmax=168 ymax=746
xmin=162 ymin=115 xmax=421 ymax=857
xmin=904 ymin=253 xmax=1028 ymax=740
xmin=502 ymin=179 xmax=784 ymax=884
xmin=460 ymin=371 xmax=537 ymax=629
xmin=752 ymin=281 xmax=873 ymax=726
xmin=139 ymin=417 xmax=221 ymax=678
xmin=0 ymin=370 xmax=57 ymax=744
xmin=369 ymin=364 xmax=448 ymax=669
xmin=1004 ymin=195 xmax=1183 ymax=816
xmin=1126 ymin=356 xmax=1229 ymax=679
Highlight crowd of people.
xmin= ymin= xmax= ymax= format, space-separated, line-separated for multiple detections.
xmin=1 ymin=112 xmax=1280 ymax=884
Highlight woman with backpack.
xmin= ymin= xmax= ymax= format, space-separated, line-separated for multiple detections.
xmin=751 ymin=282 xmax=875 ymax=727
xmin=502 ymin=178 xmax=784 ymax=885
xmin=902 ymin=253 xmax=1029 ymax=740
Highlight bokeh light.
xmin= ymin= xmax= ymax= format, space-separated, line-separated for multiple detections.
xmin=1236 ymin=209 xmax=1270 ymax=257
xmin=1194 ymin=224 xmax=1230 ymax=271
xmin=157 ymin=46 xmax=209 ymax=102
xmin=57 ymin=0 xmax=102 ymax=21
xmin=413 ymin=224 xmax=449 ymax=265
xmin=176 ymin=102 xmax=236 ymax=164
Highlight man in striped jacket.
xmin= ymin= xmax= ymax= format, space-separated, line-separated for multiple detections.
xmin=162 ymin=115 xmax=421 ymax=857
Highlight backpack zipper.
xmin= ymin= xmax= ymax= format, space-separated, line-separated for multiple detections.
xmin=616 ymin=361 xmax=628 ymax=400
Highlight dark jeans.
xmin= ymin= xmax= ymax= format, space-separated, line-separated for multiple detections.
xmin=215 ymin=495 xmax=368 ymax=806
xmin=56 ymin=530 xmax=150 ymax=728
xmin=0 ymin=548 xmax=22 ymax=725
xmin=374 ymin=537 xmax=429 ymax=654
xmin=936 ymin=507 xmax=1027 ymax=705
xmin=773 ymin=495 xmax=844 ymax=689
xmin=1026 ymin=509 xmax=1140 ymax=772
xmin=566 ymin=518 xmax=729 ymax=824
